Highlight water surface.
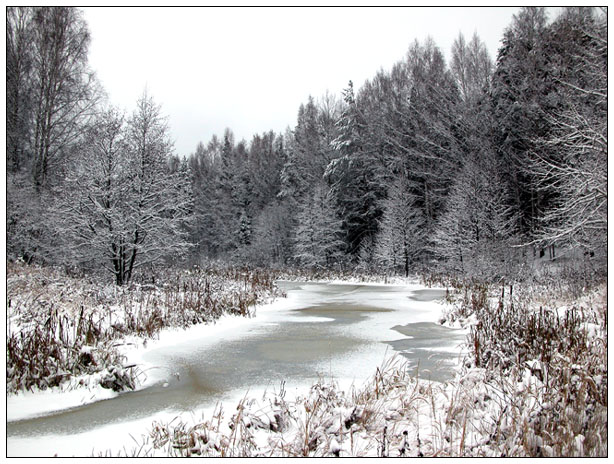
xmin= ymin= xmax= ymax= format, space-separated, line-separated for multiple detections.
xmin=7 ymin=281 xmax=465 ymax=456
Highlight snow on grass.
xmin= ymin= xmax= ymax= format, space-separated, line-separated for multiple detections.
xmin=6 ymin=262 xmax=284 ymax=416
xmin=7 ymin=273 xmax=458 ymax=457
xmin=6 ymin=293 xmax=290 ymax=423
xmin=11 ymin=263 xmax=603 ymax=457
xmin=98 ymin=276 xmax=606 ymax=458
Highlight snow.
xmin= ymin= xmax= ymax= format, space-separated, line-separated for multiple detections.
xmin=6 ymin=381 xmax=118 ymax=423
xmin=7 ymin=408 xmax=219 ymax=457
xmin=7 ymin=279 xmax=456 ymax=457
xmin=6 ymin=311 xmax=260 ymax=423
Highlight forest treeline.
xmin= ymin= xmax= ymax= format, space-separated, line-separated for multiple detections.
xmin=6 ymin=7 xmax=607 ymax=285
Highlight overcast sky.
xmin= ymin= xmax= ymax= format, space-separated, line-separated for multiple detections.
xmin=82 ymin=6 xmax=559 ymax=158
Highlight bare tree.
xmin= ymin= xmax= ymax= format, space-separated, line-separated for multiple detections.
xmin=54 ymin=95 xmax=193 ymax=285
xmin=7 ymin=7 xmax=102 ymax=264
xmin=6 ymin=7 xmax=34 ymax=173
xmin=29 ymin=7 xmax=101 ymax=189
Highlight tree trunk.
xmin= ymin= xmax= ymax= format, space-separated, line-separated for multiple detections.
xmin=403 ymin=241 xmax=409 ymax=278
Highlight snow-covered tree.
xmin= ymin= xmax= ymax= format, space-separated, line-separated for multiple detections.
xmin=451 ymin=32 xmax=493 ymax=104
xmin=6 ymin=6 xmax=102 ymax=265
xmin=373 ymin=175 xmax=425 ymax=277
xmin=293 ymin=183 xmax=345 ymax=269
xmin=246 ymin=201 xmax=294 ymax=266
xmin=280 ymin=97 xmax=329 ymax=201
xmin=54 ymin=95 xmax=193 ymax=285
xmin=6 ymin=172 xmax=51 ymax=263
xmin=29 ymin=7 xmax=101 ymax=189
xmin=491 ymin=7 xmax=552 ymax=239
xmin=247 ymin=131 xmax=285 ymax=211
xmin=327 ymin=80 xmax=385 ymax=257
xmin=370 ymin=39 xmax=462 ymax=247
xmin=188 ymin=136 xmax=224 ymax=258
xmin=54 ymin=107 xmax=128 ymax=276
xmin=531 ymin=7 xmax=607 ymax=253
xmin=6 ymin=7 xmax=34 ymax=173
xmin=432 ymin=156 xmax=516 ymax=275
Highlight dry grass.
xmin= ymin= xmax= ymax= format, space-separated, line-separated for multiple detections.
xmin=9 ymin=260 xmax=606 ymax=457
xmin=117 ymin=271 xmax=607 ymax=458
xmin=438 ymin=276 xmax=607 ymax=457
xmin=6 ymin=261 xmax=284 ymax=394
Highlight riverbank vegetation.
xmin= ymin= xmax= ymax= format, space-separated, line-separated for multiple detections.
xmin=6 ymin=261 xmax=282 ymax=394
xmin=113 ymin=272 xmax=605 ymax=457
xmin=6 ymin=5 xmax=607 ymax=458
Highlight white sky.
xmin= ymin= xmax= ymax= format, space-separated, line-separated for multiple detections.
xmin=81 ymin=6 xmax=561 ymax=158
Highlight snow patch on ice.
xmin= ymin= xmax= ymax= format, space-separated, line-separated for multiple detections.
xmin=7 ymin=382 xmax=118 ymax=422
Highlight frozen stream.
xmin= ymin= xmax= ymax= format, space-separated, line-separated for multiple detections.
xmin=7 ymin=281 xmax=466 ymax=457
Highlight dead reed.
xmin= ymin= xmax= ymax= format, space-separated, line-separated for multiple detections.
xmin=6 ymin=261 xmax=284 ymax=394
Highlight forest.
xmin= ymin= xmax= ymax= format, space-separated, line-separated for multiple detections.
xmin=6 ymin=6 xmax=608 ymax=458
xmin=6 ymin=6 xmax=607 ymax=285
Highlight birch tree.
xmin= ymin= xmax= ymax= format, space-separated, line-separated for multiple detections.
xmin=29 ymin=7 xmax=101 ymax=189
xmin=6 ymin=7 xmax=34 ymax=173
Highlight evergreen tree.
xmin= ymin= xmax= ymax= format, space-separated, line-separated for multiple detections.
xmin=373 ymin=175 xmax=425 ymax=277
xmin=328 ymin=81 xmax=385 ymax=257
xmin=491 ymin=7 xmax=553 ymax=241
xmin=280 ymin=97 xmax=328 ymax=201
xmin=294 ymin=183 xmax=345 ymax=269
xmin=188 ymin=136 xmax=224 ymax=259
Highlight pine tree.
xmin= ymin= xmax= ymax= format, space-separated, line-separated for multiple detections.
xmin=327 ymin=81 xmax=385 ymax=257
xmin=491 ymin=7 xmax=553 ymax=241
xmin=280 ymin=97 xmax=328 ymax=201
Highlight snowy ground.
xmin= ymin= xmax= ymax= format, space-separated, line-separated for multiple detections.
xmin=6 ymin=279 xmax=460 ymax=457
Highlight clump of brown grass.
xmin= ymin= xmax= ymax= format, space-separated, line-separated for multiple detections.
xmin=439 ymin=277 xmax=607 ymax=457
xmin=6 ymin=261 xmax=284 ymax=394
